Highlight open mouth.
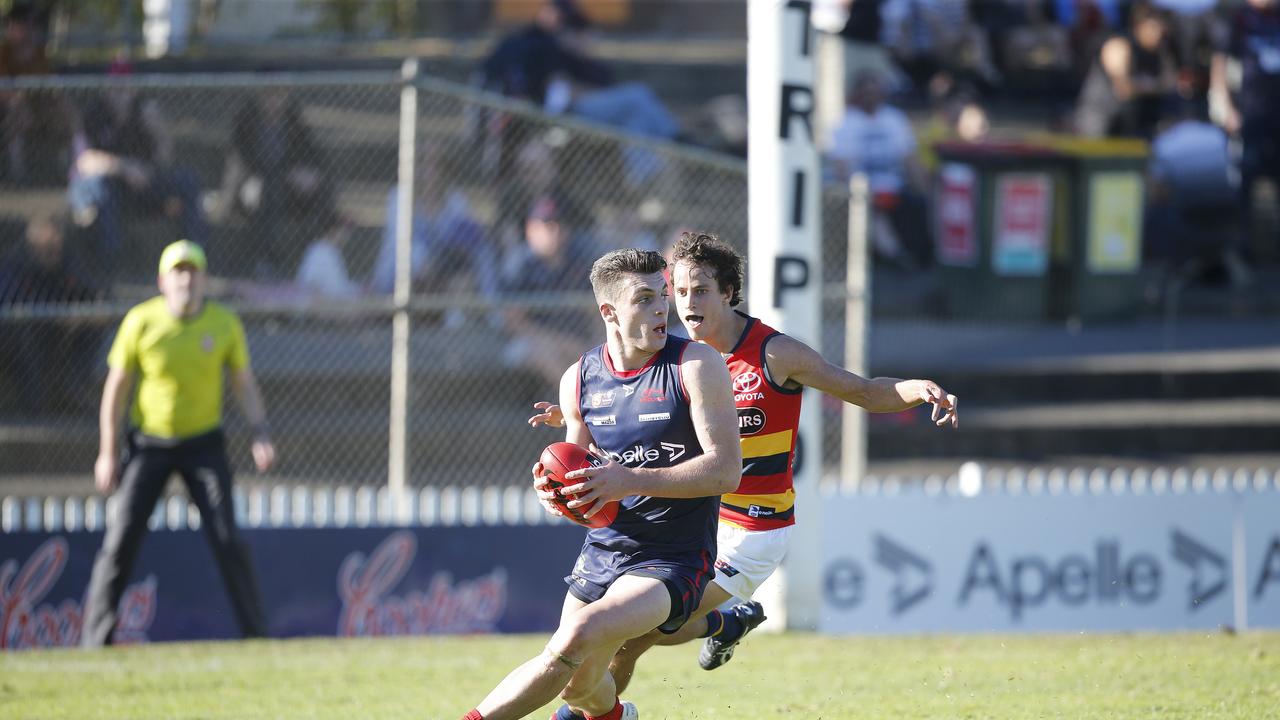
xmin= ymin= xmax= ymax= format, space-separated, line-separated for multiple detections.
xmin=654 ymin=323 xmax=667 ymax=336
xmin=684 ymin=315 xmax=704 ymax=330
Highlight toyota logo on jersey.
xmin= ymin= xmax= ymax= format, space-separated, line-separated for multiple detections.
xmin=733 ymin=372 xmax=762 ymax=394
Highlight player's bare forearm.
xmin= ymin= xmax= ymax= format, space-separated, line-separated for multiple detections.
xmin=771 ymin=335 xmax=957 ymax=425
xmin=861 ymin=376 xmax=922 ymax=413
xmin=847 ymin=377 xmax=958 ymax=427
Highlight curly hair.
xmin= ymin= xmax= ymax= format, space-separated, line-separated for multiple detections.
xmin=670 ymin=231 xmax=744 ymax=307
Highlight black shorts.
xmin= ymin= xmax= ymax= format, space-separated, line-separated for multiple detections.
xmin=565 ymin=544 xmax=714 ymax=634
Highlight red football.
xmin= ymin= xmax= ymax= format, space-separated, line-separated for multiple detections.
xmin=538 ymin=442 xmax=619 ymax=528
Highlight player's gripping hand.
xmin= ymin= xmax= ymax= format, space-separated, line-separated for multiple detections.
xmin=560 ymin=444 xmax=631 ymax=519
xmin=527 ymin=402 xmax=564 ymax=428
xmin=531 ymin=461 xmax=566 ymax=519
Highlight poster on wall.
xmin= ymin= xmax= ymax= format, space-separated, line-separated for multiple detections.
xmin=936 ymin=164 xmax=978 ymax=266
xmin=992 ymin=173 xmax=1052 ymax=276
xmin=1087 ymin=172 xmax=1143 ymax=273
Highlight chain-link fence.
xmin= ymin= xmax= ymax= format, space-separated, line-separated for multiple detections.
xmin=0 ymin=69 xmax=784 ymax=495
xmin=3 ymin=69 xmax=1275 ymax=499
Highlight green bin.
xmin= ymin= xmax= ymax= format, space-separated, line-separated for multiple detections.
xmin=932 ymin=137 xmax=1148 ymax=322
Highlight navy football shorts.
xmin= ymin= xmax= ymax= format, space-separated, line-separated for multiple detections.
xmin=565 ymin=543 xmax=714 ymax=634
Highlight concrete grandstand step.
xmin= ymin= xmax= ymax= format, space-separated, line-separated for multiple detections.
xmin=868 ymin=397 xmax=1280 ymax=461
xmin=918 ymin=350 xmax=1280 ymax=405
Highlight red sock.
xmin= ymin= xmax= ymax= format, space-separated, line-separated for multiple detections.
xmin=462 ymin=710 xmax=484 ymax=720
xmin=584 ymin=699 xmax=623 ymax=720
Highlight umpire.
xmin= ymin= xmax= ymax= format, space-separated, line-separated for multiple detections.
xmin=83 ymin=240 xmax=274 ymax=647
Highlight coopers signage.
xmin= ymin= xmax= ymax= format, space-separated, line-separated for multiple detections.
xmin=819 ymin=491 xmax=1280 ymax=633
xmin=0 ymin=525 xmax=584 ymax=650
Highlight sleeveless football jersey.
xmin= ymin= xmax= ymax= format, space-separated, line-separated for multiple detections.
xmin=721 ymin=312 xmax=803 ymax=531
xmin=577 ymin=336 xmax=717 ymax=559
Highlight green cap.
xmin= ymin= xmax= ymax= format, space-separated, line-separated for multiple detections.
xmin=158 ymin=240 xmax=207 ymax=274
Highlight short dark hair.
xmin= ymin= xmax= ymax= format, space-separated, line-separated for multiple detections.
xmin=671 ymin=231 xmax=744 ymax=307
xmin=589 ymin=248 xmax=666 ymax=302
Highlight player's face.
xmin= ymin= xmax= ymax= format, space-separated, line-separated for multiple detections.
xmin=672 ymin=261 xmax=731 ymax=342
xmin=609 ymin=271 xmax=669 ymax=353
xmin=158 ymin=263 xmax=206 ymax=317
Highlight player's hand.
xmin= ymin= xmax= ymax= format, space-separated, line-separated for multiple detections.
xmin=531 ymin=461 xmax=565 ymax=518
xmin=913 ymin=380 xmax=958 ymax=428
xmin=251 ymin=439 xmax=276 ymax=472
xmin=94 ymin=453 xmax=118 ymax=494
xmin=527 ymin=402 xmax=564 ymax=428
xmin=560 ymin=444 xmax=629 ymax=519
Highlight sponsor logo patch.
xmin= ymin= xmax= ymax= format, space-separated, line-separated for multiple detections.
xmin=733 ymin=372 xmax=763 ymax=394
xmin=737 ymin=407 xmax=767 ymax=435
xmin=714 ymin=559 xmax=741 ymax=577
xmin=640 ymin=388 xmax=666 ymax=403
xmin=589 ymin=415 xmax=616 ymax=426
xmin=590 ymin=391 xmax=614 ymax=408
xmin=638 ymin=412 xmax=671 ymax=422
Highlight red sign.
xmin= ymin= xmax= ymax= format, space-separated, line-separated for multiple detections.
xmin=993 ymin=174 xmax=1052 ymax=276
xmin=936 ymin=164 xmax=977 ymax=266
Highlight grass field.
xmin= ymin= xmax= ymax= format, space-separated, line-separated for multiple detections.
xmin=3 ymin=631 xmax=1279 ymax=719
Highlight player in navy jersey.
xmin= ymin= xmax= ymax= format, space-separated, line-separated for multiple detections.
xmin=462 ymin=249 xmax=741 ymax=720
xmin=530 ymin=233 xmax=957 ymax=718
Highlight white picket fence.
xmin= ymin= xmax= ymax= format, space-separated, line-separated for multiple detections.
xmin=3 ymin=463 xmax=1278 ymax=534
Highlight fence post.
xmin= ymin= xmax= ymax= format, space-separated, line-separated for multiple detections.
xmin=841 ymin=174 xmax=870 ymax=491
xmin=389 ymin=58 xmax=420 ymax=509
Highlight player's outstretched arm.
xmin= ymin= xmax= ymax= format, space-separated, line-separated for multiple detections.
xmin=767 ymin=334 xmax=959 ymax=427
xmin=561 ymin=343 xmax=741 ymax=510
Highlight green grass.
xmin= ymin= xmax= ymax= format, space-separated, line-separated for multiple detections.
xmin=3 ymin=631 xmax=1279 ymax=719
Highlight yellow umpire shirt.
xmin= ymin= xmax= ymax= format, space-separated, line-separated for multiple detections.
xmin=107 ymin=296 xmax=250 ymax=440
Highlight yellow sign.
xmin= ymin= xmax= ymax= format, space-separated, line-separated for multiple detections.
xmin=1087 ymin=173 xmax=1144 ymax=273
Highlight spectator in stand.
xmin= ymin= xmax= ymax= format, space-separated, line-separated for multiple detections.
xmin=296 ymin=210 xmax=361 ymax=301
xmin=1056 ymin=0 xmax=1124 ymax=75
xmin=479 ymin=0 xmax=680 ymax=187
xmin=1211 ymin=0 xmax=1280 ymax=261
xmin=880 ymin=0 xmax=960 ymax=94
xmin=1151 ymin=0 xmax=1224 ymax=96
xmin=493 ymin=133 xmax=591 ymax=257
xmin=0 ymin=3 xmax=65 ymax=184
xmin=1075 ymin=1 xmax=1178 ymax=139
xmin=480 ymin=0 xmax=612 ymax=108
xmin=826 ymin=71 xmax=931 ymax=268
xmin=371 ymin=145 xmax=496 ymax=309
xmin=500 ymin=195 xmax=596 ymax=387
xmin=0 ymin=213 xmax=104 ymax=413
xmin=217 ymin=86 xmax=333 ymax=276
xmin=475 ymin=0 xmax=610 ymax=186
xmin=917 ymin=79 xmax=990 ymax=176
xmin=1000 ymin=1 xmax=1074 ymax=90
xmin=818 ymin=0 xmax=909 ymax=94
xmin=1145 ymin=99 xmax=1249 ymax=285
xmin=68 ymin=59 xmax=207 ymax=273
